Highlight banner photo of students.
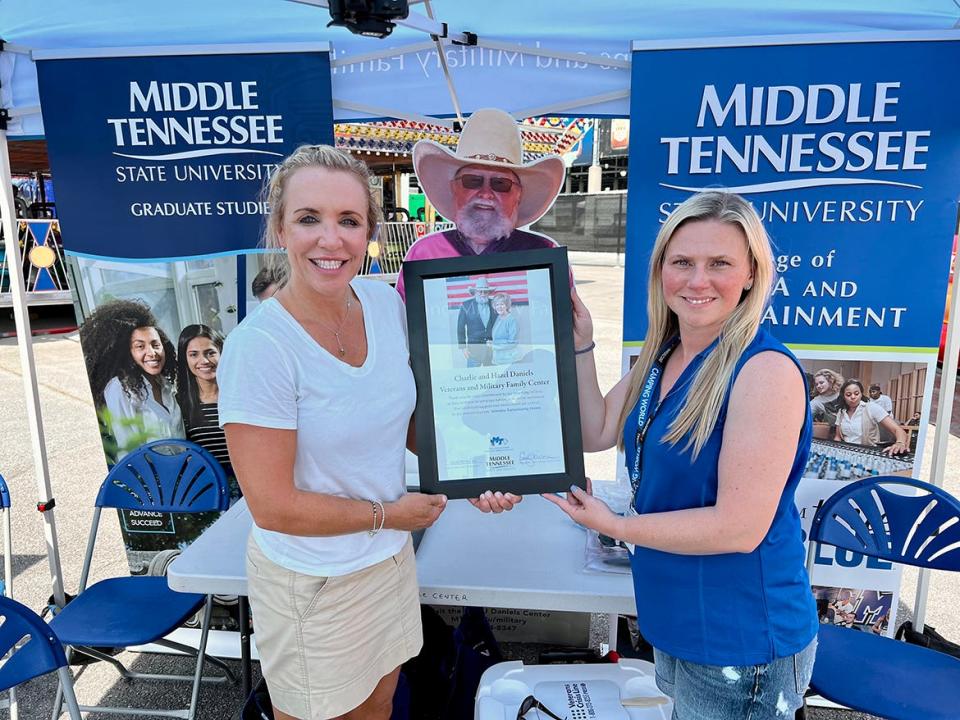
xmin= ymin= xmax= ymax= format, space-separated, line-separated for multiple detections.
xmin=623 ymin=33 xmax=960 ymax=636
xmin=36 ymin=44 xmax=333 ymax=630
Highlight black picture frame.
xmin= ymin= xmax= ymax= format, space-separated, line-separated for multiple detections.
xmin=403 ymin=247 xmax=585 ymax=499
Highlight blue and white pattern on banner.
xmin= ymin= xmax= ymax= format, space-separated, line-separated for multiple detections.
xmin=36 ymin=45 xmax=334 ymax=259
xmin=623 ymin=35 xmax=960 ymax=349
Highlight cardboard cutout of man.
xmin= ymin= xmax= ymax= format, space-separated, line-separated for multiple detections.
xmin=457 ymin=276 xmax=497 ymax=366
xmin=396 ymin=108 xmax=566 ymax=299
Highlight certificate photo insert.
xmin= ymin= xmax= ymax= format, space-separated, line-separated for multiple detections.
xmin=423 ymin=267 xmax=565 ymax=482
xmin=404 ymin=247 xmax=585 ymax=499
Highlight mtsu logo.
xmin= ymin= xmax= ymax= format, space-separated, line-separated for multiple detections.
xmin=490 ymin=435 xmax=507 ymax=447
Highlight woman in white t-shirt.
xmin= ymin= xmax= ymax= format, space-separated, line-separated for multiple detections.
xmin=834 ymin=379 xmax=908 ymax=455
xmin=219 ymin=145 xmax=516 ymax=720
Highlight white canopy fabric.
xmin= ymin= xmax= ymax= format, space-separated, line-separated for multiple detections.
xmin=2 ymin=0 xmax=959 ymax=135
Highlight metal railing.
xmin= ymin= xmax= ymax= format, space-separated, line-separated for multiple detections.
xmin=0 ymin=219 xmax=73 ymax=307
xmin=360 ymin=221 xmax=454 ymax=278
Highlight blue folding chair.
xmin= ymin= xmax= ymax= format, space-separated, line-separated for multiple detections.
xmin=0 ymin=596 xmax=81 ymax=720
xmin=806 ymin=475 xmax=960 ymax=720
xmin=0 ymin=473 xmax=19 ymax=720
xmin=0 ymin=473 xmax=12 ymax=601
xmin=49 ymin=440 xmax=236 ymax=720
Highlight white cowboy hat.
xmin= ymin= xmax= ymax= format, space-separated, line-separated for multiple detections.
xmin=467 ymin=276 xmax=493 ymax=294
xmin=413 ymin=108 xmax=566 ymax=228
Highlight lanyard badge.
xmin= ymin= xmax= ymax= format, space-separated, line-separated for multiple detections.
xmin=630 ymin=337 xmax=679 ymax=498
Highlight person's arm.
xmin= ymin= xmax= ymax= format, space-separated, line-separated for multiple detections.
xmin=834 ymin=415 xmax=844 ymax=442
xmin=570 ymin=288 xmax=633 ymax=451
xmin=546 ymin=350 xmax=806 ymax=555
xmin=406 ymin=416 xmax=417 ymax=454
xmin=226 ymin=423 xmax=445 ymax=535
xmin=879 ymin=414 xmax=908 ymax=455
xmin=102 ymin=376 xmax=153 ymax=456
xmin=219 ymin=324 xmax=445 ymax=536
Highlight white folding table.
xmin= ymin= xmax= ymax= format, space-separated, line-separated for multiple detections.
xmin=168 ymin=495 xmax=636 ymax=694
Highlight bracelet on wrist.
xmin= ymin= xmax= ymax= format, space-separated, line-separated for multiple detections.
xmin=574 ymin=341 xmax=596 ymax=355
xmin=368 ymin=500 xmax=385 ymax=536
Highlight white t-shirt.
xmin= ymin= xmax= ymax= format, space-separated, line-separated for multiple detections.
xmin=836 ymin=401 xmax=888 ymax=445
xmin=102 ymin=375 xmax=184 ymax=458
xmin=218 ymin=279 xmax=416 ymax=576
xmin=872 ymin=394 xmax=893 ymax=414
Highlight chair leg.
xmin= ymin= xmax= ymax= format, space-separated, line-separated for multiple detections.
xmin=154 ymin=638 xmax=237 ymax=683
xmin=50 ymin=646 xmax=71 ymax=720
xmin=57 ymin=667 xmax=83 ymax=720
xmin=72 ymin=645 xmax=135 ymax=679
xmin=50 ymin=682 xmax=63 ymax=720
xmin=187 ymin=596 xmax=214 ymax=720
xmin=8 ymin=686 xmax=17 ymax=720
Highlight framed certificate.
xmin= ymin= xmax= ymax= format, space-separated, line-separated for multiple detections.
xmin=403 ymin=247 xmax=585 ymax=499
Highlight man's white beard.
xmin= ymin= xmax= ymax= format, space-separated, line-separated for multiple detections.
xmin=475 ymin=295 xmax=489 ymax=305
xmin=455 ymin=202 xmax=514 ymax=246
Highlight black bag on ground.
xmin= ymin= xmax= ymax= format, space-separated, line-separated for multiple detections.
xmin=895 ymin=620 xmax=960 ymax=660
xmin=240 ymin=678 xmax=273 ymax=720
xmin=402 ymin=606 xmax=502 ymax=720
xmin=240 ymin=674 xmax=411 ymax=720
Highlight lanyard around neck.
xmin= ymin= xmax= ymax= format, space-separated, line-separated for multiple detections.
xmin=630 ymin=336 xmax=680 ymax=497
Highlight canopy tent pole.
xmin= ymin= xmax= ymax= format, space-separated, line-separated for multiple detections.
xmin=914 ymin=209 xmax=960 ymax=632
xmin=422 ymin=0 xmax=463 ymax=126
xmin=294 ymin=0 xmax=471 ymax=125
xmin=512 ymin=90 xmax=632 ymax=122
xmin=0 ymin=106 xmax=67 ymax=608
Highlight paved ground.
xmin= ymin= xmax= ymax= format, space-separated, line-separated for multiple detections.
xmin=1 ymin=262 xmax=958 ymax=719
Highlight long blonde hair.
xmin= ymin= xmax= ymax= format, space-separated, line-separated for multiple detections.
xmin=814 ymin=368 xmax=844 ymax=395
xmin=259 ymin=144 xmax=382 ymax=285
xmin=617 ymin=191 xmax=775 ymax=459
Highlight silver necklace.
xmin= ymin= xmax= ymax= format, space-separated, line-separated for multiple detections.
xmin=316 ymin=296 xmax=354 ymax=357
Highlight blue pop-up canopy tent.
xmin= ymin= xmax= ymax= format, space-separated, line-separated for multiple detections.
xmin=2 ymin=0 xmax=960 ymax=134
xmin=1 ymin=0 xmax=959 ymax=612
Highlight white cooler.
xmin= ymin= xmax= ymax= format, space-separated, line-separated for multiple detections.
xmin=475 ymin=660 xmax=672 ymax=720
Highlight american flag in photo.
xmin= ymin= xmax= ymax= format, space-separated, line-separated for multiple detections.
xmin=446 ymin=272 xmax=529 ymax=308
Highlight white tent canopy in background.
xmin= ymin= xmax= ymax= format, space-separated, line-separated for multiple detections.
xmin=2 ymin=0 xmax=960 ymax=135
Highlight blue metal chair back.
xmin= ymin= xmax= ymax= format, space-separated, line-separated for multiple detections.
xmin=0 ymin=475 xmax=9 ymax=510
xmin=97 ymin=440 xmax=229 ymax=513
xmin=0 ymin=596 xmax=68 ymax=691
xmin=809 ymin=476 xmax=960 ymax=572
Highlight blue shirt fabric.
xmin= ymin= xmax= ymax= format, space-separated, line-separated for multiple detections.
xmin=625 ymin=328 xmax=818 ymax=666
xmin=491 ymin=313 xmax=519 ymax=364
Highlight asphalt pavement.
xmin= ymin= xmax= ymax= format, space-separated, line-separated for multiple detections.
xmin=1 ymin=261 xmax=957 ymax=719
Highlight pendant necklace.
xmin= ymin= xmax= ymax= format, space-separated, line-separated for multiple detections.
xmin=316 ymin=296 xmax=354 ymax=357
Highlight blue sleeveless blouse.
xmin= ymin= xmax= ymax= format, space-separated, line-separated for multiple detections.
xmin=624 ymin=328 xmax=818 ymax=666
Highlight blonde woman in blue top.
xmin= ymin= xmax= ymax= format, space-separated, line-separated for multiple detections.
xmin=547 ymin=191 xmax=817 ymax=719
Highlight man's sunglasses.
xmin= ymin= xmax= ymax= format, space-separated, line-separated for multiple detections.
xmin=516 ymin=695 xmax=565 ymax=720
xmin=455 ymin=173 xmax=520 ymax=193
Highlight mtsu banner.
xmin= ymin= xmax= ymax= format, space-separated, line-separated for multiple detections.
xmin=624 ymin=33 xmax=960 ymax=351
xmin=31 ymin=45 xmax=334 ymax=640
xmin=36 ymin=43 xmax=333 ymax=259
xmin=622 ymin=33 xmax=960 ymax=641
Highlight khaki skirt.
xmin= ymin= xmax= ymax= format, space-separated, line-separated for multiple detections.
xmin=246 ymin=535 xmax=422 ymax=719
